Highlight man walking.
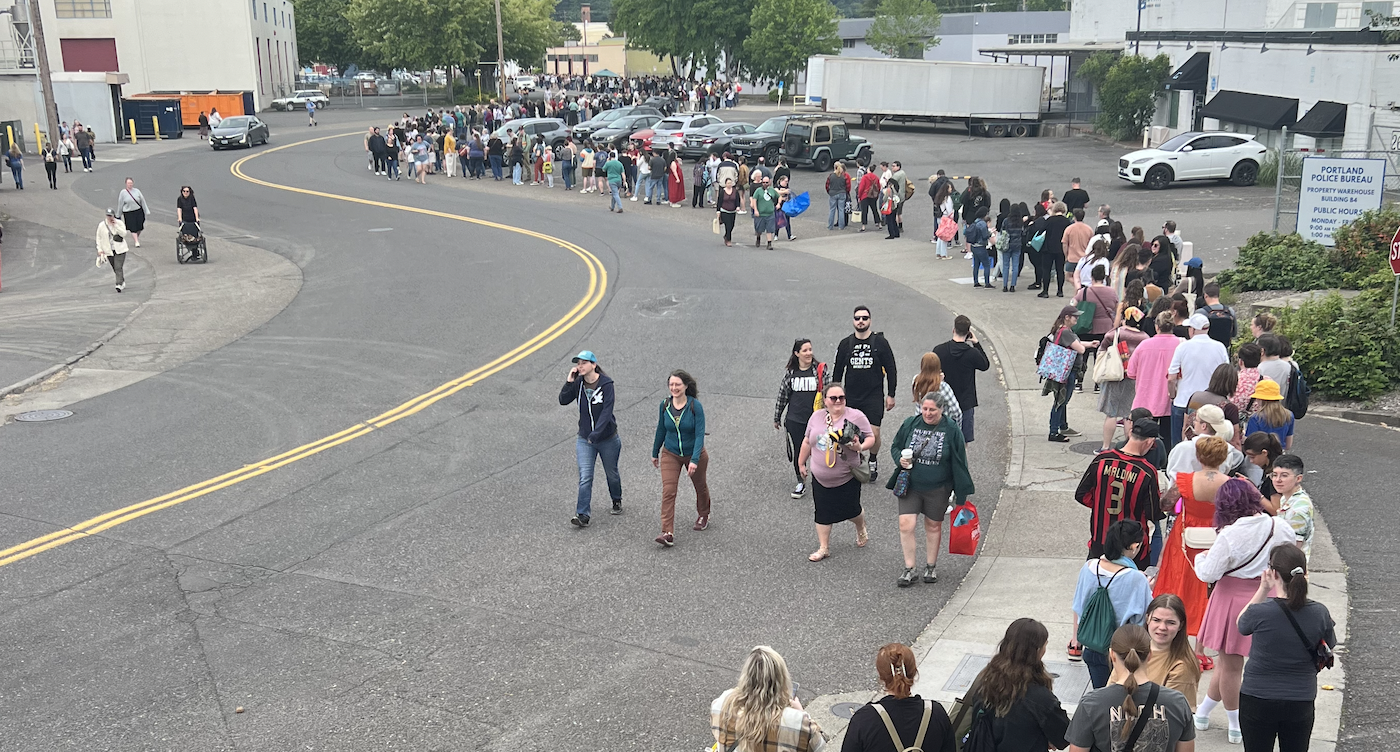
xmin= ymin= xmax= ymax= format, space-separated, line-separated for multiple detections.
xmin=1062 ymin=208 xmax=1093 ymax=292
xmin=95 ymin=208 xmax=129 ymax=292
xmin=604 ymin=150 xmax=625 ymax=213
xmin=1074 ymin=417 xmax=1161 ymax=570
xmin=751 ymin=174 xmax=779 ymax=249
xmin=832 ymin=305 xmax=898 ymax=482
xmin=1167 ymin=313 xmax=1230 ymax=446
xmin=75 ymin=127 xmax=92 ymax=172
xmin=559 ymin=351 xmax=622 ymax=527
xmin=933 ymin=315 xmax=991 ymax=443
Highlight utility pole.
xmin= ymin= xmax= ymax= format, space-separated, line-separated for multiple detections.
xmin=494 ymin=0 xmax=506 ymax=96
xmin=27 ymin=0 xmax=60 ymax=148
xmin=1135 ymin=0 xmax=1145 ymax=54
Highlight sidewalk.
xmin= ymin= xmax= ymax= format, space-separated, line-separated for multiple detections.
xmin=0 ymin=143 xmax=302 ymax=421
xmin=779 ymin=235 xmax=1350 ymax=752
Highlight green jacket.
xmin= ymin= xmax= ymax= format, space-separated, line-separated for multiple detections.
xmin=886 ymin=414 xmax=975 ymax=502
xmin=652 ymin=397 xmax=706 ymax=460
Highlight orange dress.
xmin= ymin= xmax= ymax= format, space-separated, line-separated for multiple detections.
xmin=1153 ymin=471 xmax=1213 ymax=636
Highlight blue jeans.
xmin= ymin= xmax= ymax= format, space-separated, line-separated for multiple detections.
xmin=561 ymin=159 xmax=574 ymax=189
xmin=1050 ymin=383 xmax=1074 ymax=435
xmin=1083 ymin=648 xmax=1111 ymax=688
xmin=489 ymin=154 xmax=503 ymax=180
xmin=827 ymin=194 xmax=847 ymax=229
xmin=576 ymin=434 xmax=622 ymax=517
xmin=386 ymin=158 xmax=399 ymax=179
xmin=609 ymin=181 xmax=622 ymax=210
xmin=650 ymin=176 xmax=666 ymax=203
xmin=972 ymin=245 xmax=992 ymax=285
xmin=1000 ymin=249 xmax=1022 ymax=288
xmin=512 ymin=162 xmax=523 ymax=184
xmin=10 ymin=165 xmax=21 ymax=188
xmin=1170 ymin=404 xmax=1188 ymax=448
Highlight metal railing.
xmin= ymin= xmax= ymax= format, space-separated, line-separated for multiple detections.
xmin=0 ymin=17 xmax=35 ymax=72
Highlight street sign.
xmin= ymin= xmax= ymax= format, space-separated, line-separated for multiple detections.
xmin=1297 ymin=157 xmax=1387 ymax=246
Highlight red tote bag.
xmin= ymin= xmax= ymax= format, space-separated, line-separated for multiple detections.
xmin=948 ymin=501 xmax=981 ymax=556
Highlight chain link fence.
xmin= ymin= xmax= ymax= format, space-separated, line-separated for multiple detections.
xmin=1269 ymin=130 xmax=1400 ymax=233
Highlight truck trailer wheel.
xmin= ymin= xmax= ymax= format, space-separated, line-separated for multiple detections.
xmin=1012 ymin=124 xmax=1031 ymax=137
xmin=989 ymin=124 xmax=1007 ymax=138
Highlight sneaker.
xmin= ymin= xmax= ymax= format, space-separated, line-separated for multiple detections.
xmin=897 ymin=567 xmax=918 ymax=588
xmin=868 ymin=459 xmax=879 ymax=484
xmin=630 ymin=196 xmax=638 ymax=201
xmin=1060 ymin=426 xmax=1081 ymax=437
xmin=115 ymin=284 xmax=123 ymax=292
xmin=655 ymin=532 xmax=675 ymax=547
xmin=1048 ymin=433 xmax=1070 ymax=443
xmin=922 ymin=565 xmax=937 ymax=583
xmin=579 ymin=188 xmax=589 ymax=193
xmin=973 ymin=282 xmax=982 ymax=288
xmin=1227 ymin=729 xmax=1242 ymax=744
xmin=570 ymin=513 xmax=591 ymax=527
xmin=693 ymin=516 xmax=709 ymax=531
xmin=1194 ymin=714 xmax=1210 ymax=731
xmin=964 ymin=251 xmax=973 ymax=260
xmin=610 ymin=499 xmax=623 ymax=515
xmin=791 ymin=482 xmax=806 ymax=499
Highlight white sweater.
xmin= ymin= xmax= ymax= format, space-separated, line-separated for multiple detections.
xmin=1193 ymin=513 xmax=1295 ymax=582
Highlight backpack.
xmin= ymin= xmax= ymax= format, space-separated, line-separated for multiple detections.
xmin=960 ymin=703 xmax=997 ymax=752
xmin=872 ymin=700 xmax=934 ymax=752
xmin=1076 ymin=566 xmax=1123 ymax=655
xmin=1204 ymin=303 xmax=1236 ymax=345
xmin=1285 ymin=365 xmax=1311 ymax=420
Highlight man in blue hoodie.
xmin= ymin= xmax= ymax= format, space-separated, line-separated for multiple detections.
xmin=559 ymin=350 xmax=622 ymax=527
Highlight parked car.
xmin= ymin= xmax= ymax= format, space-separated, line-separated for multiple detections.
xmin=490 ymin=118 xmax=570 ymax=147
xmin=572 ymin=105 xmax=663 ymax=140
xmin=513 ymin=75 xmax=537 ymax=92
xmin=643 ymin=95 xmax=677 ymax=114
xmin=679 ymin=121 xmax=757 ymax=159
xmin=729 ymin=115 xmax=805 ymax=164
xmin=1118 ymin=131 xmax=1267 ymax=189
xmin=779 ymin=116 xmax=871 ymax=171
xmin=590 ymin=114 xmax=664 ymax=150
xmin=270 ymin=89 xmax=328 ymax=111
xmin=210 ymin=116 xmax=269 ymax=150
xmin=648 ymin=114 xmax=724 ymax=152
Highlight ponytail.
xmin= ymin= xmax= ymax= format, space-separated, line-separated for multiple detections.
xmin=1269 ymin=544 xmax=1309 ymax=611
xmin=875 ymin=643 xmax=917 ymax=699
xmin=1109 ymin=624 xmax=1152 ymax=741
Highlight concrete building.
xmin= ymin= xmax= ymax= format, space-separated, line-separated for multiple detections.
xmin=0 ymin=0 xmax=297 ymax=144
xmin=836 ymin=11 xmax=1070 ymax=65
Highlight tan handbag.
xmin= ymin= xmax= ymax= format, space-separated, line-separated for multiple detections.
xmin=1183 ymin=527 xmax=1217 ymax=550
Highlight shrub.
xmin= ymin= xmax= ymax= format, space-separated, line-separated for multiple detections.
xmin=1216 ymin=232 xmax=1337 ymax=293
xmin=1329 ymin=205 xmax=1400 ymax=288
xmin=1256 ymin=148 xmax=1303 ymax=189
xmin=1279 ymin=288 xmax=1400 ymax=400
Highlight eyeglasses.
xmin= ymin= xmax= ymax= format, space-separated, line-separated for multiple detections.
xmin=853 ymin=316 xmax=870 ymax=321
xmin=825 ymin=395 xmax=846 ymax=402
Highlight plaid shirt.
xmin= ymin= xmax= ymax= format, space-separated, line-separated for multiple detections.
xmin=710 ymin=690 xmax=826 ymax=752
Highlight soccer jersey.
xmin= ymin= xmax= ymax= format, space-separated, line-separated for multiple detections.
xmin=1075 ymin=449 xmax=1160 ymax=559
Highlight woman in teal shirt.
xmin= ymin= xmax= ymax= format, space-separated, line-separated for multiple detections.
xmin=651 ymin=370 xmax=711 ymax=547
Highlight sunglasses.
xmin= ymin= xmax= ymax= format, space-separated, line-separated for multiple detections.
xmin=825 ymin=395 xmax=846 ymax=401
xmin=854 ymin=315 xmax=870 ymax=321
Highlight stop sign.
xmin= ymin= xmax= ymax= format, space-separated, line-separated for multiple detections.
xmin=1391 ymin=226 xmax=1400 ymax=275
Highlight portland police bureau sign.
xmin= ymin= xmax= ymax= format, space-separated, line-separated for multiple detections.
xmin=1298 ymin=157 xmax=1387 ymax=246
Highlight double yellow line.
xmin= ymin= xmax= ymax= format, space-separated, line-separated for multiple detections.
xmin=0 ymin=132 xmax=607 ymax=569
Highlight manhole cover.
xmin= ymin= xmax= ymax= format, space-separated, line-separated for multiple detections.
xmin=830 ymin=702 xmax=863 ymax=719
xmin=1069 ymin=441 xmax=1101 ymax=455
xmin=15 ymin=409 xmax=74 ymax=422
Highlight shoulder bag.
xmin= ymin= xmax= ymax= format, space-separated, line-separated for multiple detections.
xmin=1092 ymin=328 xmax=1125 ymax=384
xmin=1203 ymin=522 xmax=1275 ymax=591
xmin=1072 ymin=287 xmax=1097 ymax=337
xmin=1277 ymin=599 xmax=1334 ymax=672
xmin=949 ymin=676 xmax=981 ymax=752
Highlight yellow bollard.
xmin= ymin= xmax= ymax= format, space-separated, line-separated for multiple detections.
xmin=152 ymin=116 xmax=160 ymax=141
xmin=34 ymin=122 xmax=42 ymax=150
xmin=129 ymin=119 xmax=137 ymax=144
xmin=5 ymin=124 xmax=12 ymax=151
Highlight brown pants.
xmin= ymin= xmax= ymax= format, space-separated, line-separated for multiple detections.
xmin=659 ymin=448 xmax=711 ymax=534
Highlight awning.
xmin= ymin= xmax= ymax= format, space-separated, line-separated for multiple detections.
xmin=1164 ymin=52 xmax=1209 ymax=91
xmin=1199 ymin=90 xmax=1298 ymax=130
xmin=592 ymin=69 xmax=619 ymax=78
xmin=1293 ymin=101 xmax=1347 ymax=138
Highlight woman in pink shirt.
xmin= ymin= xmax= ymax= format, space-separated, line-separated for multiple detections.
xmin=1125 ymin=309 xmax=1182 ymax=439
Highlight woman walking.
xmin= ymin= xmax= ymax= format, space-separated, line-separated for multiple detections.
xmin=667 ymin=154 xmax=686 ymax=207
xmin=1192 ymin=478 xmax=1297 ymax=744
xmin=578 ymin=142 xmax=595 ymax=192
xmin=1094 ymin=309 xmax=1148 ymax=452
xmin=887 ymin=391 xmax=974 ymax=587
xmin=826 ymin=163 xmax=851 ymax=230
xmin=775 ymin=339 xmax=826 ymax=499
xmin=710 ymin=646 xmax=826 ymax=752
xmin=6 ymin=144 xmax=23 ymax=189
xmin=1071 ymin=520 xmax=1153 ymax=687
xmin=962 ymin=618 xmax=1071 ymax=752
xmin=559 ymin=351 xmax=622 ymax=528
xmin=842 ymin=643 xmax=954 ymax=752
xmin=775 ymin=174 xmax=795 ymax=240
xmin=650 ymin=370 xmax=711 ymax=547
xmin=1145 ymin=594 xmax=1204 ymax=709
xmin=60 ymin=132 xmax=76 ymax=173
xmin=910 ymin=353 xmax=962 ymax=424
xmin=383 ymin=131 xmax=401 ymax=180
xmin=42 ymin=142 xmax=58 ymax=189
xmin=117 ymin=177 xmax=148 ymax=246
xmin=1065 ymin=624 xmax=1197 ymax=752
xmin=691 ymin=158 xmax=707 ymax=208
xmin=716 ymin=178 xmax=743 ymax=247
xmin=931 ymin=179 xmax=952 ymax=256
xmin=798 ymin=383 xmax=874 ymax=562
xmin=1236 ymin=545 xmax=1336 ymax=752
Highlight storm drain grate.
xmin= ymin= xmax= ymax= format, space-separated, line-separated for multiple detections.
xmin=830 ymin=702 xmax=863 ymax=719
xmin=14 ymin=409 xmax=74 ymax=422
xmin=1070 ymin=441 xmax=1102 ymax=456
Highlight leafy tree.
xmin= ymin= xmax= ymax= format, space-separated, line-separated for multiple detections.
xmin=1076 ymin=51 xmax=1170 ymax=141
xmin=743 ymin=0 xmax=839 ymax=84
xmin=865 ymin=0 xmax=941 ymax=58
xmin=293 ymin=0 xmax=365 ymax=72
xmin=612 ymin=0 xmax=752 ymax=79
xmin=347 ymin=0 xmax=493 ymax=72
xmin=501 ymin=0 xmax=567 ymax=66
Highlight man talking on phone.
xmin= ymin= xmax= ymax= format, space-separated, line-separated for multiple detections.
xmin=933 ymin=315 xmax=990 ymax=443
xmin=559 ymin=351 xmax=622 ymax=528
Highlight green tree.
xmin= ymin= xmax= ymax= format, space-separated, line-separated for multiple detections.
xmin=1077 ymin=51 xmax=1170 ymax=141
xmin=293 ymin=0 xmax=365 ymax=72
xmin=865 ymin=0 xmax=941 ymax=58
xmin=612 ymin=0 xmax=753 ymax=79
xmin=743 ymin=0 xmax=839 ymax=84
xmin=347 ymin=0 xmax=493 ymax=72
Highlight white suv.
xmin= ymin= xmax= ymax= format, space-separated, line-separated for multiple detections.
xmin=272 ymin=89 xmax=329 ymax=111
xmin=1118 ymin=131 xmax=1268 ymax=189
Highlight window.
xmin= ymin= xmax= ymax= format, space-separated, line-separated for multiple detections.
xmin=1007 ymin=33 xmax=1058 ymax=45
xmin=1304 ymin=3 xmax=1338 ymax=27
xmin=1363 ymin=1 xmax=1394 ymax=22
xmin=59 ymin=38 xmax=117 ymax=70
xmin=842 ymin=39 xmax=856 ymax=49
xmin=833 ymin=123 xmax=848 ymax=141
xmin=54 ymin=0 xmax=111 ymax=18
xmin=814 ymin=125 xmax=831 ymax=142
xmin=263 ymin=2 xmax=268 ymax=21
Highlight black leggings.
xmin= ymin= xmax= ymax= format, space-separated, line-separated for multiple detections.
xmin=860 ymin=197 xmax=881 ymax=226
xmin=720 ymin=211 xmax=736 ymax=241
xmin=784 ymin=421 xmax=806 ymax=482
xmin=693 ymin=184 xmax=705 ymax=207
xmin=1043 ymin=252 xmax=1066 ymax=294
xmin=1239 ymin=694 xmax=1314 ymax=752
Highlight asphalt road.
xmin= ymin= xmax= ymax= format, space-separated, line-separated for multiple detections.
xmin=0 ymin=109 xmax=1007 ymax=751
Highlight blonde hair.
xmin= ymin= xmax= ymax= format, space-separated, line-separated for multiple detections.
xmin=833 ymin=162 xmax=846 ymax=175
xmin=1258 ymin=400 xmax=1291 ymax=428
xmin=719 ymin=646 xmax=793 ymax=751
xmin=911 ymin=352 xmax=945 ymax=404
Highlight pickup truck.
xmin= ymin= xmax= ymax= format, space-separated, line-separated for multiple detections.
xmin=271 ymin=89 xmax=329 ymax=111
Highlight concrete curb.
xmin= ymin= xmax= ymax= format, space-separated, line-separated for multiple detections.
xmin=1310 ymin=405 xmax=1399 ymax=428
xmin=0 ymin=295 xmax=149 ymax=401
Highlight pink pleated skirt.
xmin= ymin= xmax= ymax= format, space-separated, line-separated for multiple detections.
xmin=1198 ymin=575 xmax=1260 ymax=656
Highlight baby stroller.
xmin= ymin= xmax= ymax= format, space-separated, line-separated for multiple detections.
xmin=177 ymin=221 xmax=207 ymax=264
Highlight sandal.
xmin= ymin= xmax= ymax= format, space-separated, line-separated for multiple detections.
xmin=856 ymin=529 xmax=869 ymax=547
xmin=1067 ymin=641 xmax=1083 ymax=661
xmin=808 ymin=548 xmax=831 ymax=562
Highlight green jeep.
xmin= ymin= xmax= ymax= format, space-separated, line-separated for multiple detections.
xmin=781 ymin=117 xmax=872 ymax=171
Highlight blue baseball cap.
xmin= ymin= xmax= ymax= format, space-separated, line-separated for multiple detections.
xmin=1184 ymin=257 xmax=1203 ymax=268
xmin=571 ymin=350 xmax=597 ymax=363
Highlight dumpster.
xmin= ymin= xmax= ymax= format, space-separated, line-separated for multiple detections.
xmin=120 ymin=98 xmax=184 ymax=138
xmin=128 ymin=91 xmax=251 ymax=127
